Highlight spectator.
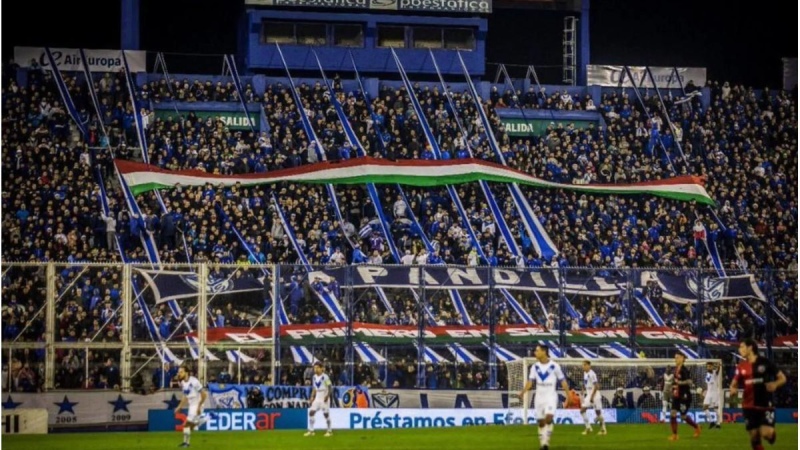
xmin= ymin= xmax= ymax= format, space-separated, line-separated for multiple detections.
xmin=612 ymin=387 xmax=628 ymax=408
xmin=637 ymin=386 xmax=659 ymax=408
xmin=104 ymin=358 xmax=121 ymax=389
xmin=153 ymin=363 xmax=178 ymax=390
xmin=247 ymin=386 xmax=265 ymax=408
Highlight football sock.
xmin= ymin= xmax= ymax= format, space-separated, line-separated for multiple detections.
xmin=670 ymin=416 xmax=678 ymax=434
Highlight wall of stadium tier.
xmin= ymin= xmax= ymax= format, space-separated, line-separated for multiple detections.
xmin=238 ymin=9 xmax=487 ymax=75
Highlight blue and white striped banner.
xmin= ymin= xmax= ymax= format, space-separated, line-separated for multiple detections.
xmin=447 ymin=343 xmax=483 ymax=364
xmin=120 ymin=50 xmax=149 ymax=164
xmin=739 ymin=300 xmax=766 ymax=326
xmin=96 ymin=167 xmax=163 ymax=345
xmin=225 ymin=54 xmax=255 ymax=134
xmin=78 ymin=49 xmax=107 ymax=140
xmin=541 ymin=341 xmax=563 ymax=358
xmin=429 ymin=52 xmax=535 ymax=326
xmin=457 ymin=51 xmax=559 ymax=261
xmin=158 ymin=344 xmax=184 ymax=366
xmin=44 ymin=47 xmax=88 ymax=139
xmin=354 ymin=342 xmax=386 ymax=364
xmin=571 ymin=345 xmax=598 ymax=359
xmin=675 ymin=345 xmax=700 ymax=359
xmin=634 ymin=290 xmax=666 ymax=326
xmin=226 ymin=350 xmax=257 ymax=364
xmin=186 ymin=336 xmax=221 ymax=361
xmin=421 ymin=346 xmax=450 ymax=364
xmin=602 ymin=342 xmax=637 ymax=359
xmin=271 ymin=194 xmax=347 ymax=322
xmin=483 ymin=343 xmax=520 ymax=362
xmin=391 ymin=49 xmax=484 ymax=326
xmin=290 ymin=346 xmax=316 ymax=365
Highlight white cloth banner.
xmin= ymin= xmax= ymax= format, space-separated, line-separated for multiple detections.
xmin=14 ymin=47 xmax=147 ymax=73
xmin=586 ymin=65 xmax=706 ymax=89
xmin=1 ymin=390 xmax=181 ymax=427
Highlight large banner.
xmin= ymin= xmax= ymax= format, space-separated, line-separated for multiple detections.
xmin=208 ymin=384 xmax=370 ymax=409
xmin=309 ymin=266 xmax=764 ymax=302
xmin=14 ymin=47 xmax=147 ymax=73
xmin=245 ymin=0 xmax=491 ymax=14
xmin=586 ymin=65 xmax=707 ymax=88
xmin=192 ymin=324 xmax=798 ymax=348
xmin=136 ymin=265 xmax=764 ymax=306
xmin=134 ymin=269 xmax=265 ymax=304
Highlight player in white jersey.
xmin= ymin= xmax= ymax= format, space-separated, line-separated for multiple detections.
xmin=304 ymin=361 xmax=333 ymax=437
xmin=175 ymin=366 xmax=207 ymax=447
xmin=518 ymin=344 xmax=570 ymax=450
xmin=701 ymin=361 xmax=722 ymax=429
xmin=579 ymin=361 xmax=607 ymax=435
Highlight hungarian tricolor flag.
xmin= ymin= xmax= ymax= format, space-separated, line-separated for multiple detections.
xmin=115 ymin=157 xmax=714 ymax=205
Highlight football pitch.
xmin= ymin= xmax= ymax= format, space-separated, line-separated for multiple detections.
xmin=3 ymin=424 xmax=797 ymax=450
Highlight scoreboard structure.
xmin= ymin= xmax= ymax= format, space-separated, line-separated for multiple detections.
xmin=119 ymin=0 xmax=590 ymax=82
xmin=237 ymin=8 xmax=487 ymax=75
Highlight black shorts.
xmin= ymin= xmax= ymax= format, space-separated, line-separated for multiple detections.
xmin=671 ymin=396 xmax=691 ymax=414
xmin=743 ymin=409 xmax=776 ymax=431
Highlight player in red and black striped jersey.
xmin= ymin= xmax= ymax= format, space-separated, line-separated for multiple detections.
xmin=730 ymin=339 xmax=786 ymax=450
xmin=668 ymin=351 xmax=700 ymax=441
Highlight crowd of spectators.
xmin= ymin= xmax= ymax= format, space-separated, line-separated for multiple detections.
xmin=1 ymin=62 xmax=796 ymax=391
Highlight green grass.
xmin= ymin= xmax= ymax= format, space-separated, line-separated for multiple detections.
xmin=3 ymin=424 xmax=797 ymax=450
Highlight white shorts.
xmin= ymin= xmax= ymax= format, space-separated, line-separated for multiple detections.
xmin=703 ymin=391 xmax=719 ymax=408
xmin=581 ymin=394 xmax=602 ymax=410
xmin=185 ymin=402 xmax=205 ymax=424
xmin=533 ymin=393 xmax=558 ymax=419
xmin=310 ymin=397 xmax=330 ymax=414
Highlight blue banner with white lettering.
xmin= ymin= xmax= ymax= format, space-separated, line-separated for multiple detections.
xmin=308 ymin=266 xmax=765 ymax=303
xmin=208 ymin=384 xmax=370 ymax=410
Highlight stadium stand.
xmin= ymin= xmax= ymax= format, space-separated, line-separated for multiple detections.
xmin=1 ymin=61 xmax=796 ymax=394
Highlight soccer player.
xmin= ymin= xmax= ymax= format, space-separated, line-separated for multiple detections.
xmin=668 ymin=351 xmax=700 ymax=441
xmin=518 ymin=344 xmax=570 ymax=450
xmin=701 ymin=361 xmax=722 ymax=429
xmin=304 ymin=361 xmax=333 ymax=437
xmin=662 ymin=369 xmax=674 ymax=422
xmin=730 ymin=338 xmax=786 ymax=450
xmin=175 ymin=366 xmax=207 ymax=448
xmin=579 ymin=360 xmax=607 ymax=435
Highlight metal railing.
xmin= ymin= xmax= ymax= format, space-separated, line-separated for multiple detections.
xmin=1 ymin=262 xmax=795 ymax=393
